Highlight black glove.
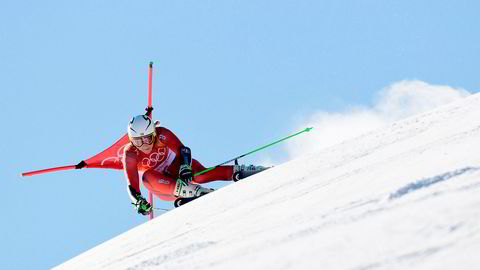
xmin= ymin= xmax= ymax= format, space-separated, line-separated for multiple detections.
xmin=132 ymin=195 xmax=152 ymax=215
xmin=178 ymin=164 xmax=193 ymax=186
xmin=178 ymin=146 xmax=193 ymax=186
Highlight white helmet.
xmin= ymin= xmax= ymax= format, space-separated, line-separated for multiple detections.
xmin=128 ymin=115 xmax=156 ymax=141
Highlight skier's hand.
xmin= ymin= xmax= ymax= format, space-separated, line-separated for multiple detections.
xmin=178 ymin=164 xmax=193 ymax=186
xmin=132 ymin=195 xmax=152 ymax=215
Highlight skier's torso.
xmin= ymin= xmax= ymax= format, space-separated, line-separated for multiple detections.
xmin=134 ymin=136 xmax=176 ymax=173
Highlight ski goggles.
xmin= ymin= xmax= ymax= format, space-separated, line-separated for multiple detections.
xmin=131 ymin=134 xmax=155 ymax=147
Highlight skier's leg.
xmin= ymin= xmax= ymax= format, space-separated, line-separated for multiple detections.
xmin=142 ymin=170 xmax=177 ymax=201
xmin=192 ymin=159 xmax=271 ymax=183
xmin=192 ymin=159 xmax=234 ymax=184
xmin=143 ymin=168 xmax=213 ymax=199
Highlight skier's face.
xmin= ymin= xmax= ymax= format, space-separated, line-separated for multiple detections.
xmin=132 ymin=134 xmax=155 ymax=154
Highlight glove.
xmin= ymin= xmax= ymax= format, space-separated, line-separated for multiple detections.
xmin=132 ymin=195 xmax=152 ymax=215
xmin=178 ymin=164 xmax=193 ymax=186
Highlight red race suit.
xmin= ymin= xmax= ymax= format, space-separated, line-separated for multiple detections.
xmin=122 ymin=126 xmax=234 ymax=201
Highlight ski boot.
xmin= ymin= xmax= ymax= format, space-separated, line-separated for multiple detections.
xmin=173 ymin=180 xmax=214 ymax=208
xmin=232 ymin=164 xmax=270 ymax=182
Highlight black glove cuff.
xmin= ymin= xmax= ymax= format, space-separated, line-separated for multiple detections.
xmin=180 ymin=146 xmax=192 ymax=166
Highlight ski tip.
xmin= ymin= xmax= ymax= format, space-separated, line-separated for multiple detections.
xmin=305 ymin=127 xmax=314 ymax=132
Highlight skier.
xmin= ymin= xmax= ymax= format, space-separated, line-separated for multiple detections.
xmin=123 ymin=114 xmax=268 ymax=215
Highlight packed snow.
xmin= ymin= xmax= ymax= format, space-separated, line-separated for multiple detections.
xmin=55 ymin=93 xmax=480 ymax=270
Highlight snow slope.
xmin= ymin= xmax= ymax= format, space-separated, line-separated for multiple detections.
xmin=55 ymin=93 xmax=480 ymax=270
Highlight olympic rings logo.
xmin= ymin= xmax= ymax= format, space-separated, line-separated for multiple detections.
xmin=141 ymin=147 xmax=167 ymax=168
xmin=101 ymin=144 xmax=129 ymax=165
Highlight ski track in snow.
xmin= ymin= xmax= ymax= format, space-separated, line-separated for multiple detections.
xmin=126 ymin=241 xmax=217 ymax=270
xmin=55 ymin=94 xmax=480 ymax=270
xmin=389 ymin=167 xmax=480 ymax=199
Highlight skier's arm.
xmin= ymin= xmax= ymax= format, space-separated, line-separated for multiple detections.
xmin=160 ymin=127 xmax=193 ymax=183
xmin=159 ymin=127 xmax=184 ymax=150
xmin=179 ymin=146 xmax=192 ymax=166
xmin=122 ymin=145 xmax=152 ymax=215
xmin=122 ymin=145 xmax=141 ymax=202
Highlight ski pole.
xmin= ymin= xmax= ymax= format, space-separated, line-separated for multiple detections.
xmin=194 ymin=127 xmax=313 ymax=177
xmin=132 ymin=202 xmax=171 ymax=212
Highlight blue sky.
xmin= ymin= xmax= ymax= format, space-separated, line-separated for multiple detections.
xmin=1 ymin=1 xmax=479 ymax=269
